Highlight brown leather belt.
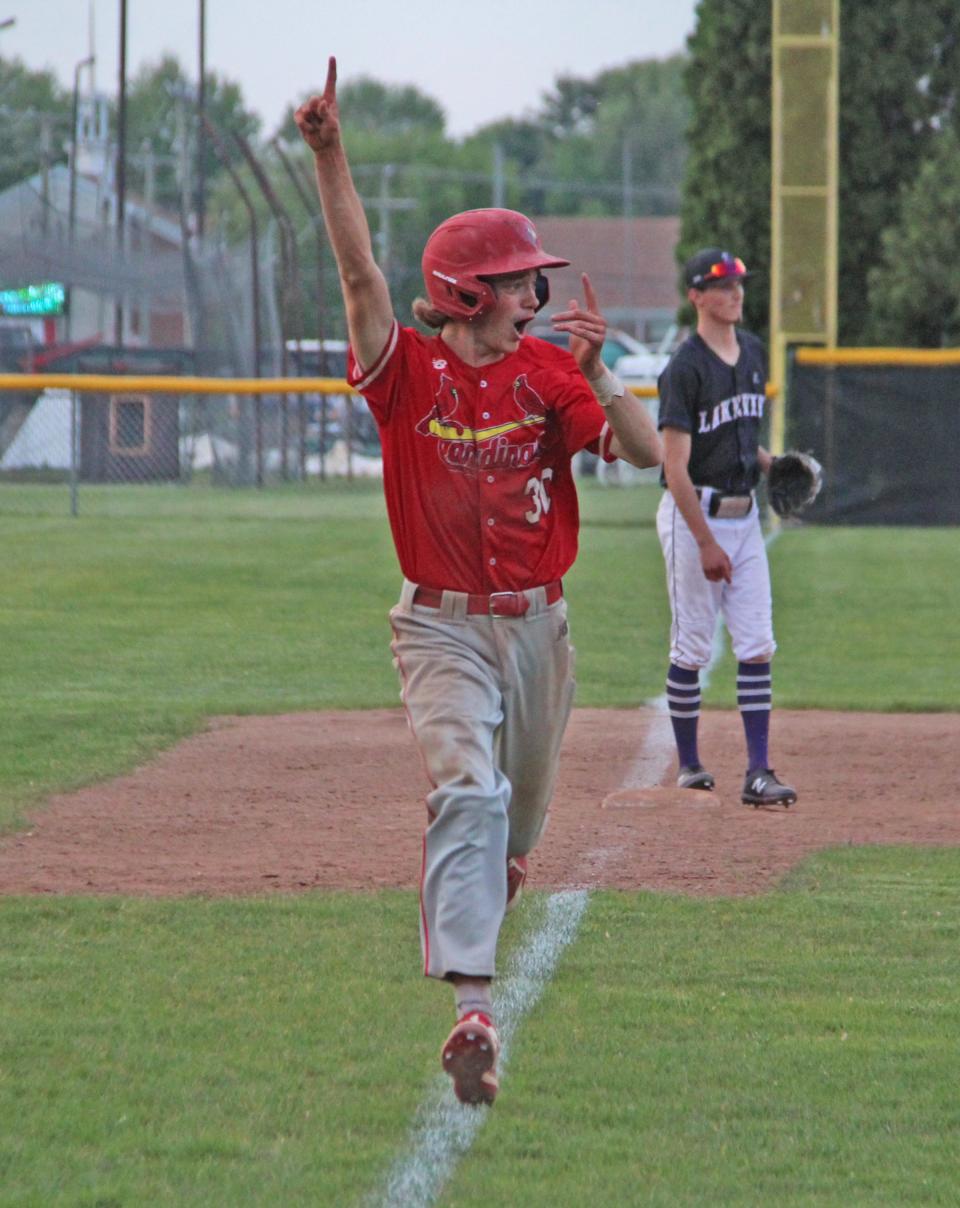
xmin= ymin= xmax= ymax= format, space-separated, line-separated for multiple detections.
xmin=412 ymin=580 xmax=563 ymax=617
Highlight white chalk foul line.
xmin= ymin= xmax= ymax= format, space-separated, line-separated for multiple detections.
xmin=375 ymin=890 xmax=589 ymax=1208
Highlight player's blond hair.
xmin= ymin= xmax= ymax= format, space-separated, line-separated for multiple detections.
xmin=412 ymin=297 xmax=449 ymax=329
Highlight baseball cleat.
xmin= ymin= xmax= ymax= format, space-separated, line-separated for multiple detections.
xmin=441 ymin=1011 xmax=500 ymax=1106
xmin=742 ymin=768 xmax=797 ymax=808
xmin=677 ymin=764 xmax=715 ymax=791
xmin=505 ymin=855 xmax=528 ymax=912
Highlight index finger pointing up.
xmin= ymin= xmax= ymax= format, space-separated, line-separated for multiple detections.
xmin=581 ymin=272 xmax=599 ymax=314
xmin=324 ymin=56 xmax=338 ymax=102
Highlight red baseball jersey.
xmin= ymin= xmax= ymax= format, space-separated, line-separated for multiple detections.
xmin=348 ymin=321 xmax=615 ymax=594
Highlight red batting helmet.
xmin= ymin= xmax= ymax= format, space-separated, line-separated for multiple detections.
xmin=421 ymin=208 xmax=570 ymax=320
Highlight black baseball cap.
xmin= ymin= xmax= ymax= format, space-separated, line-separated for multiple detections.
xmin=684 ymin=247 xmax=752 ymax=290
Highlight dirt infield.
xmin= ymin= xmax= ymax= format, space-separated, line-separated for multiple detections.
xmin=0 ymin=708 xmax=957 ymax=898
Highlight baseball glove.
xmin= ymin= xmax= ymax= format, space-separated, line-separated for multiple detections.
xmin=767 ymin=451 xmax=823 ymax=518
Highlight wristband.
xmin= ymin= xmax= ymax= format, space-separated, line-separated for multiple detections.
xmin=588 ymin=365 xmax=626 ymax=408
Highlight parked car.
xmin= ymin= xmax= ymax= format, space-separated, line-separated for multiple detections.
xmin=612 ymin=324 xmax=682 ymax=383
xmin=0 ymin=322 xmax=34 ymax=372
xmin=285 ymin=338 xmax=379 ymax=454
xmin=612 ymin=348 xmax=671 ymax=382
xmin=284 ymin=337 xmax=349 ymax=378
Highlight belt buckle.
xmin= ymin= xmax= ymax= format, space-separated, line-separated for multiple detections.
xmin=713 ymin=494 xmax=752 ymax=519
xmin=488 ymin=591 xmax=529 ymax=618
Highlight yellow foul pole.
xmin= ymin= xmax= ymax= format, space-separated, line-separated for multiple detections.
xmin=769 ymin=0 xmax=839 ymax=453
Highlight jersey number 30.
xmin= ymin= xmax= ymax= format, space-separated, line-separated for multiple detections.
xmin=525 ymin=468 xmax=554 ymax=524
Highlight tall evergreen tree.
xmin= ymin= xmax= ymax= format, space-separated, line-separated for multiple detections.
xmin=867 ymin=127 xmax=960 ymax=346
xmin=680 ymin=0 xmax=960 ymax=343
xmin=679 ymin=1 xmax=772 ymax=333
xmin=836 ymin=2 xmax=959 ymax=342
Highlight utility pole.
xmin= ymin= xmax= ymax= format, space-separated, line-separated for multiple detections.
xmin=370 ymin=164 xmax=416 ymax=290
xmin=114 ymin=0 xmax=128 ymax=346
xmin=196 ymin=0 xmax=206 ymax=238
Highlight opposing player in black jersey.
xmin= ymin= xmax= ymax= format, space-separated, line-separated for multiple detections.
xmin=656 ymin=247 xmax=796 ymax=807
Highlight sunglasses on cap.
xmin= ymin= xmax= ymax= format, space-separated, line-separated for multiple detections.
xmin=698 ymin=256 xmax=748 ymax=285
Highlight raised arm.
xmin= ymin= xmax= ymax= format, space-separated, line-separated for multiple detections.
xmin=551 ymin=274 xmax=662 ymax=469
xmin=294 ymin=57 xmax=393 ymax=370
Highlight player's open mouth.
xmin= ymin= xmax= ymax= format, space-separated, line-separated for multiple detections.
xmin=514 ymin=319 xmax=531 ymax=336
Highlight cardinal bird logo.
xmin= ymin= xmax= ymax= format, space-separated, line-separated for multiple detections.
xmin=511 ymin=373 xmax=546 ymax=418
xmin=416 ymin=373 xmax=468 ymax=438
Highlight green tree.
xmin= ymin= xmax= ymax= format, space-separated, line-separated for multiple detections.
xmin=123 ymin=55 xmax=260 ymax=213
xmin=681 ymin=0 xmax=960 ymax=343
xmin=679 ymin=0 xmax=772 ymax=334
xmin=0 ymin=56 xmax=71 ymax=193
xmin=523 ymin=57 xmax=688 ymax=218
xmin=539 ymin=74 xmax=602 ymax=137
xmin=866 ymin=127 xmax=960 ymax=346
xmin=836 ymin=2 xmax=960 ymax=342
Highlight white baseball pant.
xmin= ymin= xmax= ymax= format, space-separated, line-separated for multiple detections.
xmin=656 ymin=490 xmax=776 ymax=668
xmin=390 ymin=579 xmax=575 ymax=980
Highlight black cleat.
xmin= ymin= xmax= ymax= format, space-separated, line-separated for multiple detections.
xmin=677 ymin=764 xmax=715 ymax=791
xmin=742 ymin=768 xmax=797 ymax=808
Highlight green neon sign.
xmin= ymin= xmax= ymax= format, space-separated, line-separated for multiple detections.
xmin=0 ymin=282 xmax=68 ymax=317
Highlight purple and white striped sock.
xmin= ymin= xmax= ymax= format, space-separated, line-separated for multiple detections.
xmin=666 ymin=663 xmax=701 ymax=768
xmin=738 ymin=661 xmax=772 ymax=771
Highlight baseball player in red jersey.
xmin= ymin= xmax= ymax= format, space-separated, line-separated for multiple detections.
xmin=296 ymin=59 xmax=661 ymax=1107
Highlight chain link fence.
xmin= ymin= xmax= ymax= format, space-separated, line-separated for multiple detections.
xmin=0 ymin=379 xmax=382 ymax=503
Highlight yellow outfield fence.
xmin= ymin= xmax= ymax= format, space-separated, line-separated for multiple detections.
xmin=0 ymin=371 xmax=663 ymax=514
xmin=795 ymin=347 xmax=960 ymax=367
xmin=0 ymin=373 xmax=661 ymax=398
xmin=0 ymin=375 xmax=354 ymax=396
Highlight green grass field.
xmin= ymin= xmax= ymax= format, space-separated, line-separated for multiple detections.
xmin=1 ymin=479 xmax=958 ymax=1205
